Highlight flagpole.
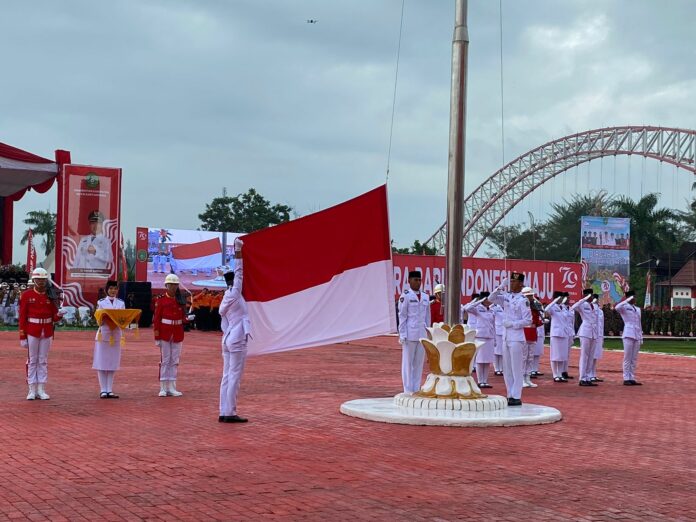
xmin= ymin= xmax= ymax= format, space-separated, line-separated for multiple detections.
xmin=445 ymin=0 xmax=469 ymax=325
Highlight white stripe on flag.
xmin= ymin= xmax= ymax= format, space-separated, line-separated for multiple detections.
xmin=247 ymin=260 xmax=396 ymax=356
xmin=170 ymin=253 xmax=220 ymax=271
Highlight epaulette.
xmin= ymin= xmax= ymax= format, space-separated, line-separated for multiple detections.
xmin=404 ymin=289 xmax=409 ymax=294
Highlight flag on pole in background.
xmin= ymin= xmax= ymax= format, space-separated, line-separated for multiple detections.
xmin=645 ymin=271 xmax=652 ymax=307
xmin=242 ymin=185 xmax=396 ymax=356
xmin=170 ymin=238 xmax=222 ymax=271
xmin=26 ymin=229 xmax=36 ymax=274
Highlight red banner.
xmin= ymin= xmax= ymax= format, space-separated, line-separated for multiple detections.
xmin=135 ymin=226 xmax=149 ymax=282
xmin=392 ymin=254 xmax=583 ymax=303
xmin=25 ymin=229 xmax=36 ymax=274
xmin=59 ymin=165 xmax=122 ymax=308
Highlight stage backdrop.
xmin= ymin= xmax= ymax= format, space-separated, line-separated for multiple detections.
xmin=392 ymin=255 xmax=583 ymax=303
xmin=60 ymin=165 xmax=121 ymax=308
xmin=135 ymin=227 xmax=242 ymax=289
xmin=580 ymin=216 xmax=631 ymax=304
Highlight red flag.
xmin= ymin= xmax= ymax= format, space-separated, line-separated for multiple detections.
xmin=242 ymin=185 xmax=395 ymax=355
xmin=120 ymin=233 xmax=128 ymax=281
xmin=26 ymin=229 xmax=37 ymax=274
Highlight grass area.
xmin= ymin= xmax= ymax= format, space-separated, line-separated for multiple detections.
xmin=600 ymin=338 xmax=696 ymax=357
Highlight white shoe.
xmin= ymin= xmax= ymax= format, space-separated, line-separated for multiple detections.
xmin=167 ymin=381 xmax=183 ymax=397
xmin=26 ymin=384 xmax=36 ymax=400
xmin=36 ymin=383 xmax=50 ymax=400
xmin=158 ymin=381 xmax=168 ymax=397
xmin=527 ymin=381 xmax=538 ymax=388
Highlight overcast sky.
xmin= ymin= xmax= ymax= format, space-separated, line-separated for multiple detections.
xmin=3 ymin=0 xmax=695 ymax=262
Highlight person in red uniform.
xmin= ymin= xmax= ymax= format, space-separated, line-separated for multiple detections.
xmin=19 ymin=268 xmax=63 ymax=400
xmin=153 ymin=274 xmax=193 ymax=397
xmin=430 ymin=284 xmax=445 ymax=325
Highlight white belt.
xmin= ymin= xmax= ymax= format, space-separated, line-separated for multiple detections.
xmin=28 ymin=318 xmax=52 ymax=324
xmin=162 ymin=319 xmax=182 ymax=325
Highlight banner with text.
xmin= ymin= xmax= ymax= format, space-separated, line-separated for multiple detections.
xmin=60 ymin=165 xmax=122 ymax=308
xmin=580 ymin=215 xmax=631 ymax=304
xmin=392 ymin=254 xmax=582 ymax=303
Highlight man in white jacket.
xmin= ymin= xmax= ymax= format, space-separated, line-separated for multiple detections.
xmin=218 ymin=238 xmax=251 ymax=423
xmin=571 ymin=288 xmax=600 ymax=387
xmin=615 ymin=289 xmax=643 ymax=386
xmin=398 ymin=271 xmax=431 ymax=394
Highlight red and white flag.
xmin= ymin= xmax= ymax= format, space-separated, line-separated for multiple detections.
xmin=170 ymin=238 xmax=221 ymax=271
xmin=26 ymin=229 xmax=37 ymax=274
xmin=242 ymin=185 xmax=396 ymax=356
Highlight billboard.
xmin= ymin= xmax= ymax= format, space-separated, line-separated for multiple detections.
xmin=580 ymin=216 xmax=631 ymax=304
xmin=135 ymin=227 xmax=242 ymax=289
xmin=59 ymin=165 xmax=122 ymax=308
xmin=392 ymin=254 xmax=583 ymax=303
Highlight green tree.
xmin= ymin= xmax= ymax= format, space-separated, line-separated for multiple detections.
xmin=485 ymin=224 xmax=545 ymax=259
xmin=20 ymin=210 xmax=57 ymax=256
xmin=392 ymin=240 xmax=437 ymax=255
xmin=199 ymin=188 xmax=292 ymax=232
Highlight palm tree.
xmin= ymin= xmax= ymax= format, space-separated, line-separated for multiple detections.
xmin=20 ymin=210 xmax=57 ymax=256
xmin=610 ymin=193 xmax=685 ymax=264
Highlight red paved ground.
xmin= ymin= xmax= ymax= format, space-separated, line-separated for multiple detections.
xmin=0 ymin=330 xmax=694 ymax=521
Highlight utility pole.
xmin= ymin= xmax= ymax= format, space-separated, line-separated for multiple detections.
xmin=445 ymin=0 xmax=469 ymax=325
xmin=221 ymin=186 xmax=228 ymax=266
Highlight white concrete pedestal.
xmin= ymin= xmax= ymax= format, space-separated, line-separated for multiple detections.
xmin=340 ymin=395 xmax=562 ymax=427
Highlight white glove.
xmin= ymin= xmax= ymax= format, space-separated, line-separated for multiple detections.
xmin=187 ymin=314 xmax=195 ymax=321
xmin=399 ymin=337 xmax=406 ymax=345
xmin=627 ymin=296 xmax=635 ymax=302
xmin=582 ymin=293 xmax=592 ymax=301
xmin=234 ymin=238 xmax=244 ymax=252
xmin=562 ymin=297 xmax=568 ymax=304
xmin=552 ymin=296 xmax=562 ymax=304
xmin=592 ymin=298 xmax=598 ymax=304
xmin=543 ymin=318 xmax=550 ymax=324
xmin=155 ymin=340 xmax=161 ymax=347
xmin=503 ymin=320 xmax=513 ymax=328
xmin=20 ymin=339 xmax=28 ymax=348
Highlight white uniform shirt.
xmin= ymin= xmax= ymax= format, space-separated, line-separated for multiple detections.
xmin=490 ymin=303 xmax=504 ymax=336
xmin=96 ymin=296 xmax=125 ymax=339
xmin=571 ymin=299 xmax=599 ymax=339
xmin=562 ymin=304 xmax=575 ymax=337
xmin=398 ymin=289 xmax=431 ymax=342
xmin=489 ymin=289 xmax=532 ymax=342
xmin=73 ymin=234 xmax=113 ymax=269
xmin=544 ymin=302 xmax=566 ymax=337
xmin=219 ymin=260 xmax=251 ymax=347
xmin=615 ymin=300 xmax=643 ymax=341
xmin=462 ymin=302 xmax=495 ymax=339
xmin=595 ymin=306 xmax=605 ymax=338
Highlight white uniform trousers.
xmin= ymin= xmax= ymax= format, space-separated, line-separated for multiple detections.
xmin=589 ymin=338 xmax=603 ymax=378
xmin=494 ymin=334 xmax=504 ymax=372
xmin=159 ymin=341 xmax=183 ymax=381
xmin=220 ymin=339 xmax=248 ymax=416
xmin=622 ymin=338 xmax=641 ymax=381
xmin=578 ymin=337 xmax=596 ymax=382
xmin=522 ymin=342 xmax=535 ymax=376
xmin=401 ymin=340 xmax=425 ymax=393
xmin=503 ymin=340 xmax=525 ymax=400
xmin=563 ymin=337 xmax=574 ymax=373
xmin=26 ymin=335 xmax=51 ymax=384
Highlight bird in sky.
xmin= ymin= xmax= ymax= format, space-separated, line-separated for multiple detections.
xmin=306 ymin=19 xmax=318 ymax=24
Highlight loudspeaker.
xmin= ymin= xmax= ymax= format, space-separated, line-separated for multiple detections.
xmin=119 ymin=282 xmax=153 ymax=327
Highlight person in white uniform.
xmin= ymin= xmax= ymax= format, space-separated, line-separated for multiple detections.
xmin=615 ymin=290 xmax=643 ymax=385
xmin=544 ymin=291 xmax=569 ymax=382
xmin=93 ymin=280 xmax=125 ymax=398
xmin=218 ymin=238 xmax=251 ymax=423
xmin=589 ymin=295 xmax=605 ymax=383
xmin=72 ymin=211 xmax=113 ymax=270
xmin=398 ymin=271 xmax=431 ymax=394
xmin=491 ymin=301 xmax=505 ymax=375
xmin=571 ymin=288 xmax=600 ymax=387
xmin=489 ymin=272 xmax=532 ymax=406
xmin=462 ymin=292 xmax=495 ymax=388
xmin=531 ymin=295 xmax=546 ymax=378
xmin=561 ymin=292 xmax=576 ymax=380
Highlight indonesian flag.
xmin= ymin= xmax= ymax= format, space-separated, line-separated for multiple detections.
xmin=26 ymin=229 xmax=36 ymax=274
xmin=243 ymin=185 xmax=396 ymax=356
xmin=170 ymin=238 xmax=221 ymax=271
xmin=645 ymin=271 xmax=652 ymax=307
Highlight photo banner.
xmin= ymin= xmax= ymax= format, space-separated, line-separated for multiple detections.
xmin=60 ymin=165 xmax=122 ymax=308
xmin=135 ymin=227 xmax=243 ymax=289
xmin=392 ymin=254 xmax=583 ymax=303
xmin=580 ymin=216 xmax=631 ymax=304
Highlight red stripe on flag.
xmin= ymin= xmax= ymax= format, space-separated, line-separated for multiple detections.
xmin=242 ymin=185 xmax=391 ymax=302
xmin=171 ymin=238 xmax=221 ymax=260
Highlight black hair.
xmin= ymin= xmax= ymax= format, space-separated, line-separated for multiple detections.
xmin=105 ymin=280 xmax=118 ymax=290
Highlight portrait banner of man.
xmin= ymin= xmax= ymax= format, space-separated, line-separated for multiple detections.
xmin=59 ymin=165 xmax=122 ymax=308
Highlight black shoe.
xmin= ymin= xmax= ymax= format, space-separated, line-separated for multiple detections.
xmin=100 ymin=392 xmax=108 ymax=399
xmin=553 ymin=377 xmax=565 ymax=383
xmin=508 ymin=398 xmax=522 ymax=406
xmin=630 ymin=380 xmax=643 ymax=386
xmin=590 ymin=377 xmax=604 ymax=383
xmin=623 ymin=380 xmax=633 ymax=386
xmin=532 ymin=371 xmax=544 ymax=377
xmin=221 ymin=415 xmax=248 ymax=423
xmin=494 ymin=371 xmax=503 ymax=376
xmin=218 ymin=416 xmax=225 ymax=422
xmin=106 ymin=392 xmax=119 ymax=399
xmin=562 ymin=372 xmax=574 ymax=380
xmin=530 ymin=374 xmax=538 ymax=379
xmin=579 ymin=380 xmax=596 ymax=387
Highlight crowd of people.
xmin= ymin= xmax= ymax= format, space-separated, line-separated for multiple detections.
xmin=16 ymin=239 xmax=251 ymax=423
xmin=398 ymin=270 xmax=644 ymax=407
